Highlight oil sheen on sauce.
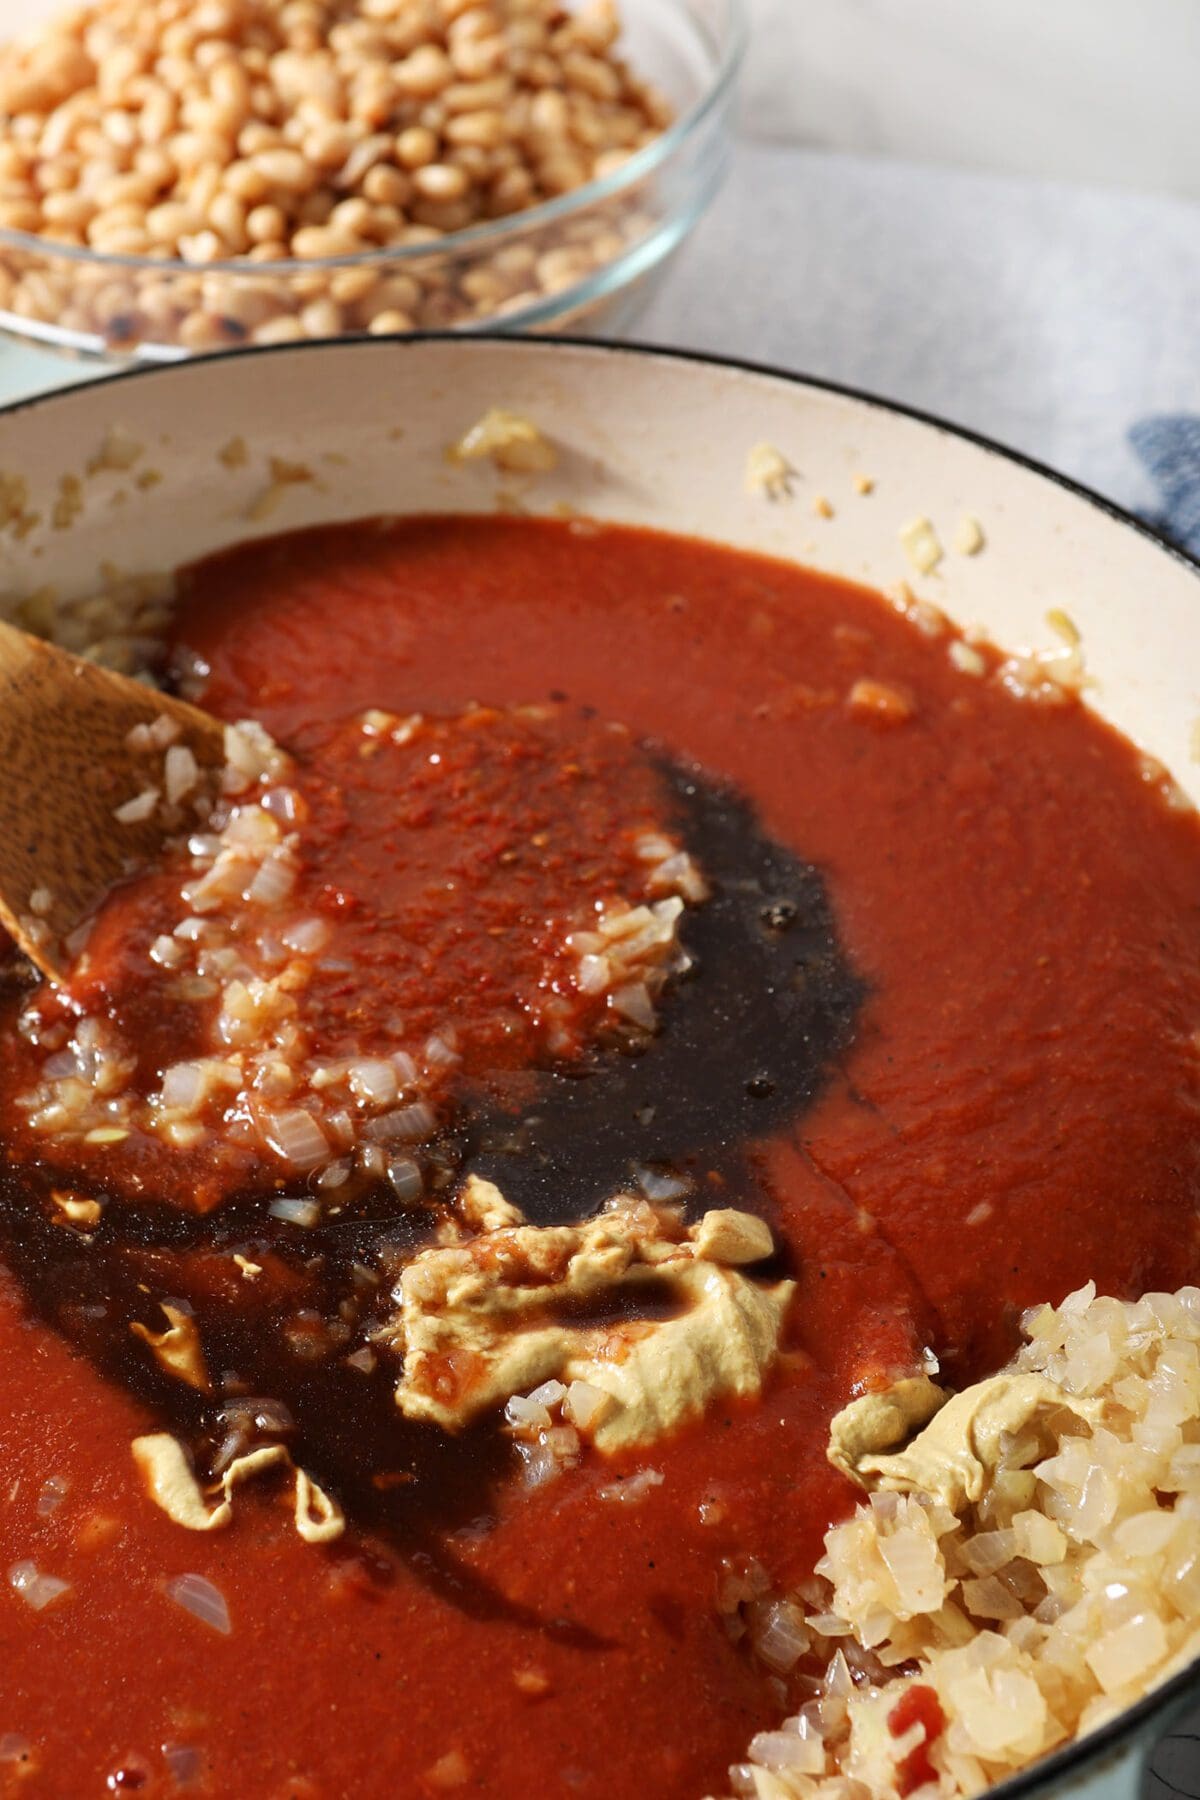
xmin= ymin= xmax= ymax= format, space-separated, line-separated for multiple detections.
xmin=0 ymin=516 xmax=1197 ymax=1800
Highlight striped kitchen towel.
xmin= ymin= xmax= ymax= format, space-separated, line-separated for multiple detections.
xmin=1130 ymin=416 xmax=1200 ymax=561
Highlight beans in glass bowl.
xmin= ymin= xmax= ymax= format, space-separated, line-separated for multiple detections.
xmin=0 ymin=0 xmax=743 ymax=359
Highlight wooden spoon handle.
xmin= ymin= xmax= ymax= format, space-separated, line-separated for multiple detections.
xmin=0 ymin=618 xmax=225 ymax=983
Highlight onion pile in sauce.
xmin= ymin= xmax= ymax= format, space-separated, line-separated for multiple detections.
xmin=0 ymin=515 xmax=1197 ymax=1799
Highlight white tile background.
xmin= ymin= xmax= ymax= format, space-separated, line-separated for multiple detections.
xmin=742 ymin=0 xmax=1200 ymax=198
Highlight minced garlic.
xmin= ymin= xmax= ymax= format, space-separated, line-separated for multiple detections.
xmin=244 ymin=458 xmax=314 ymax=523
xmin=85 ymin=426 xmax=143 ymax=477
xmin=1045 ymin=608 xmax=1081 ymax=646
xmin=900 ymin=515 xmax=943 ymax=576
xmin=449 ymin=410 xmax=559 ymax=475
xmin=744 ymin=443 xmax=795 ymax=502
xmin=953 ymin=515 xmax=986 ymax=555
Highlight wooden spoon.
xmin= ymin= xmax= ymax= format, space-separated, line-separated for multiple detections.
xmin=0 ymin=618 xmax=226 ymax=985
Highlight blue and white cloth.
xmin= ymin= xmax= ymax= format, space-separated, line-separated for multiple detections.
xmin=1131 ymin=416 xmax=1200 ymax=560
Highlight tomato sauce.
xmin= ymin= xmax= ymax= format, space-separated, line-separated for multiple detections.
xmin=0 ymin=515 xmax=1197 ymax=1799
xmin=888 ymin=1684 xmax=947 ymax=1793
xmin=3 ymin=701 xmax=685 ymax=1207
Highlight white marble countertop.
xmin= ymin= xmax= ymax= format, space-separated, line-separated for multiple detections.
xmin=741 ymin=0 xmax=1200 ymax=201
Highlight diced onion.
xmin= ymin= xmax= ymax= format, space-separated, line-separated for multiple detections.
xmin=1086 ymin=1611 xmax=1169 ymax=1693
xmin=961 ymin=1575 xmax=1024 ymax=1620
xmin=518 ymin=1440 xmax=559 ymax=1488
xmin=310 ymin=1060 xmax=350 ymax=1091
xmin=424 ymin=1033 xmax=460 ymax=1069
xmin=747 ymin=1730 xmax=826 ymax=1775
xmin=598 ymin=906 xmax=649 ymax=942
xmin=576 ymin=953 xmax=611 ymax=995
xmin=263 ymin=1110 xmax=328 ymax=1170
xmin=281 ymin=916 xmax=330 ymax=954
xmin=324 ymin=1109 xmax=355 ymax=1148
xmin=36 ymin=1476 xmax=69 ymax=1518
xmin=160 ymin=1061 xmax=208 ymax=1112
xmin=223 ymin=719 xmax=280 ymax=787
xmin=148 ymin=713 xmax=181 ymax=749
xmin=805 ymin=1611 xmax=854 ymax=1636
xmin=347 ymin=1060 xmax=399 ymax=1108
xmin=505 ymin=1395 xmax=551 ymax=1431
xmin=8 ymin=1561 xmax=71 ymax=1611
xmin=114 ymin=786 xmax=160 ymax=824
xmin=543 ymin=1424 xmax=579 ymax=1461
xmin=878 ymin=1524 xmax=946 ymax=1616
xmin=385 ymin=1156 xmax=424 ymax=1203
xmin=364 ymin=1102 xmax=435 ymax=1143
xmin=162 ymin=1744 xmax=202 ymax=1786
xmin=219 ymin=1397 xmax=295 ymax=1435
xmin=245 ymin=850 xmax=296 ymax=908
xmin=269 ymin=1196 xmax=321 ymax=1227
xmin=563 ymin=1380 xmax=609 ymax=1431
xmin=823 ymin=1649 xmax=855 ymax=1698
xmin=961 ymin=1529 xmax=1018 ymax=1576
xmin=651 ymin=854 xmax=707 ymax=902
xmin=634 ymin=832 xmax=676 ymax=862
xmin=164 ymin=744 xmax=199 ymax=805
xmin=597 ymin=1469 xmax=664 ymax=1504
xmin=222 ymin=804 xmax=280 ymax=854
xmin=164 ymin=1572 xmax=231 ymax=1636
xmin=751 ymin=1601 xmax=812 ymax=1673
xmin=635 ymin=1165 xmax=692 ymax=1202
xmin=261 ymin=786 xmax=304 ymax=823
xmin=209 ymin=1428 xmax=248 ymax=1478
xmin=527 ymin=1379 xmax=567 ymax=1408
xmin=609 ymin=982 xmax=655 ymax=1030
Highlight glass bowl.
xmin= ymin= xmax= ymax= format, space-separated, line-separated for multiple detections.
xmin=0 ymin=0 xmax=744 ymax=365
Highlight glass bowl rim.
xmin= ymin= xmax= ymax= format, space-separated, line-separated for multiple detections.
xmin=0 ymin=0 xmax=748 ymax=280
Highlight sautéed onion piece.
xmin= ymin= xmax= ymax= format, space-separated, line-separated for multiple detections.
xmin=164 ymin=1572 xmax=232 ymax=1637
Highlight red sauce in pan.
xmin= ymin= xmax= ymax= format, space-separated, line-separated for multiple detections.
xmin=0 ymin=516 xmax=1196 ymax=1798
